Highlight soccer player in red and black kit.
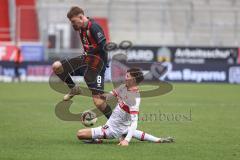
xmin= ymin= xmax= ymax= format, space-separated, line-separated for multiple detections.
xmin=52 ymin=6 xmax=112 ymax=119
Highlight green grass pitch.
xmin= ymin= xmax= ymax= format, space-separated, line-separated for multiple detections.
xmin=0 ymin=82 xmax=240 ymax=160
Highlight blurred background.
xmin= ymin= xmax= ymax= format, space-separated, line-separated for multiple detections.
xmin=0 ymin=0 xmax=240 ymax=83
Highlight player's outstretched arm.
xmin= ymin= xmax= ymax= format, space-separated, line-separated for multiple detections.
xmin=99 ymin=87 xmax=121 ymax=101
xmin=98 ymin=92 xmax=115 ymax=101
xmin=118 ymin=114 xmax=138 ymax=146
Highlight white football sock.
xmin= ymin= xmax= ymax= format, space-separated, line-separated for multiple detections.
xmin=133 ymin=130 xmax=160 ymax=142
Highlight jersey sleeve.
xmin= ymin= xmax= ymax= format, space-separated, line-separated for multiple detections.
xmin=124 ymin=97 xmax=140 ymax=142
xmin=129 ymin=97 xmax=140 ymax=114
xmin=90 ymin=23 xmax=106 ymax=44
xmin=124 ymin=114 xmax=138 ymax=142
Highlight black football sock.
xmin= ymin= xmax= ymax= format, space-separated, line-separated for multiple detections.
xmin=64 ymin=74 xmax=75 ymax=89
xmin=57 ymin=72 xmax=75 ymax=89
xmin=102 ymin=104 xmax=112 ymax=119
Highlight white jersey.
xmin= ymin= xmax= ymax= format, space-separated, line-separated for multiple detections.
xmin=106 ymin=84 xmax=141 ymax=135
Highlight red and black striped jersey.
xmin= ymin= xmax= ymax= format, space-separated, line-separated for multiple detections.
xmin=79 ymin=18 xmax=108 ymax=70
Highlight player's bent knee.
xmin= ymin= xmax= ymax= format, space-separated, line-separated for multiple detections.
xmin=52 ymin=61 xmax=63 ymax=74
xmin=77 ymin=129 xmax=91 ymax=140
xmin=77 ymin=130 xmax=86 ymax=140
xmin=93 ymin=97 xmax=105 ymax=108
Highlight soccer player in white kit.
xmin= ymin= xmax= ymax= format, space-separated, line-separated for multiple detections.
xmin=77 ymin=68 xmax=174 ymax=146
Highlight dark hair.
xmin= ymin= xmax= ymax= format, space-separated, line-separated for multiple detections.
xmin=67 ymin=6 xmax=84 ymax=19
xmin=127 ymin=68 xmax=144 ymax=84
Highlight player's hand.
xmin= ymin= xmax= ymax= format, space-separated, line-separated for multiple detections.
xmin=118 ymin=140 xmax=129 ymax=146
xmin=118 ymin=137 xmax=124 ymax=142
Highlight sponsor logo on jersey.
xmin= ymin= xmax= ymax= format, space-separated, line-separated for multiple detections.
xmin=97 ymin=32 xmax=103 ymax=39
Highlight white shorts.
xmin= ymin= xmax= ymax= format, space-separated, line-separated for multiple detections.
xmin=91 ymin=124 xmax=127 ymax=139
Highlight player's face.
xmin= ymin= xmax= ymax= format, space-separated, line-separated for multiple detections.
xmin=125 ymin=72 xmax=136 ymax=87
xmin=70 ymin=14 xmax=85 ymax=31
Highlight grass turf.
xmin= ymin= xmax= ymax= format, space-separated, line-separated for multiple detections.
xmin=0 ymin=82 xmax=240 ymax=160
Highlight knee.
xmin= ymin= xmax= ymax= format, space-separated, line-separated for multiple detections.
xmin=76 ymin=130 xmax=86 ymax=140
xmin=52 ymin=61 xmax=63 ymax=74
xmin=93 ymin=97 xmax=105 ymax=108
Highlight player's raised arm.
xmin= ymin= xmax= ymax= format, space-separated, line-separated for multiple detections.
xmin=99 ymin=92 xmax=114 ymax=101
xmin=99 ymin=85 xmax=123 ymax=100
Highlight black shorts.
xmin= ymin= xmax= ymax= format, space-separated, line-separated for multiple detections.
xmin=61 ymin=56 xmax=106 ymax=95
xmin=71 ymin=66 xmax=106 ymax=95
